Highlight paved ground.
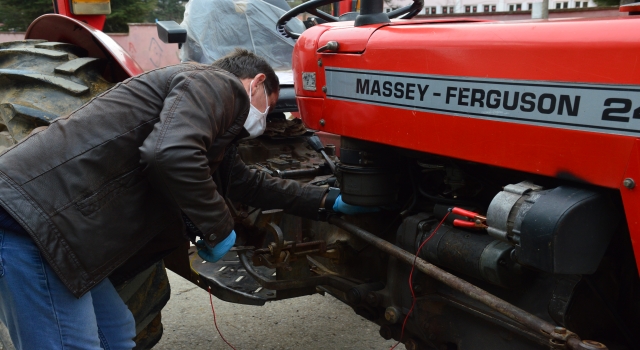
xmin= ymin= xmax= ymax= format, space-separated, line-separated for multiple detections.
xmin=0 ymin=270 xmax=402 ymax=350
xmin=154 ymin=270 xmax=403 ymax=350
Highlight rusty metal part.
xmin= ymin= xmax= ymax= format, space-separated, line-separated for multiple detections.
xmin=250 ymin=222 xmax=291 ymax=269
xmin=578 ymin=340 xmax=608 ymax=350
xmin=238 ymin=250 xmax=355 ymax=291
xmin=252 ymin=251 xmax=291 ymax=269
xmin=237 ymin=135 xmax=332 ymax=181
xmin=253 ymin=209 xmax=284 ymax=229
xmin=253 ymin=240 xmax=327 ymax=256
xmin=268 ymin=222 xmax=285 ymax=263
xmin=274 ymin=167 xmax=321 ymax=178
xmin=250 ymin=226 xmax=341 ymax=269
xmin=385 ymin=306 xmax=402 ymax=323
xmin=404 ymin=338 xmax=420 ymax=350
xmin=250 ymin=223 xmax=335 ymax=269
xmin=327 ymin=215 xmax=608 ymax=350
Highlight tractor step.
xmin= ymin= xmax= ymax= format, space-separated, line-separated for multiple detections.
xmin=189 ymin=247 xmax=276 ymax=306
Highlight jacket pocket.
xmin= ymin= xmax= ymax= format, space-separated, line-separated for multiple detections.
xmin=76 ymin=167 xmax=143 ymax=216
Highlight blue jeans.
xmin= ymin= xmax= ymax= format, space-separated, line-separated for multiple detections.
xmin=0 ymin=229 xmax=136 ymax=350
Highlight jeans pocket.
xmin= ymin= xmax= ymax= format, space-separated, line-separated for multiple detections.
xmin=0 ymin=230 xmax=4 ymax=277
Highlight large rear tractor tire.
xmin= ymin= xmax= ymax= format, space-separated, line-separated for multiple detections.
xmin=0 ymin=40 xmax=170 ymax=350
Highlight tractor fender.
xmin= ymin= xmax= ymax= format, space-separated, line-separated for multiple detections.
xmin=26 ymin=14 xmax=144 ymax=82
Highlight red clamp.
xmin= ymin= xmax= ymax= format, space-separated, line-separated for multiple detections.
xmin=451 ymin=207 xmax=487 ymax=229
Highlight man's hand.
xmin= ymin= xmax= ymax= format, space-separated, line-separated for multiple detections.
xmin=332 ymin=194 xmax=380 ymax=216
xmin=197 ymin=230 xmax=236 ymax=262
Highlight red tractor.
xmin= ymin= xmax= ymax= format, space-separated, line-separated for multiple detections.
xmin=0 ymin=0 xmax=638 ymax=349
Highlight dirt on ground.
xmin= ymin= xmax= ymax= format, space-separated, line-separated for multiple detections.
xmin=154 ymin=270 xmax=404 ymax=349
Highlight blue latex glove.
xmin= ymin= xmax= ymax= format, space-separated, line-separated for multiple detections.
xmin=333 ymin=195 xmax=380 ymax=216
xmin=197 ymin=230 xmax=236 ymax=263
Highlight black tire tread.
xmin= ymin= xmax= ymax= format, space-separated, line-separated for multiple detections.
xmin=0 ymin=40 xmax=112 ymax=143
xmin=34 ymin=42 xmax=88 ymax=57
xmin=55 ymin=57 xmax=101 ymax=75
xmin=0 ymin=48 xmax=69 ymax=59
xmin=0 ymin=69 xmax=89 ymax=95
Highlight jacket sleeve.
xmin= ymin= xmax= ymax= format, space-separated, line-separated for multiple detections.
xmin=226 ymin=153 xmax=328 ymax=219
xmin=139 ymin=68 xmax=246 ymax=245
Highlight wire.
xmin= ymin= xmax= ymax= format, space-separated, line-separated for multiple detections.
xmin=400 ymin=163 xmax=419 ymax=217
xmin=390 ymin=210 xmax=451 ymax=350
xmin=209 ymin=286 xmax=237 ymax=350
xmin=417 ymin=185 xmax=478 ymax=207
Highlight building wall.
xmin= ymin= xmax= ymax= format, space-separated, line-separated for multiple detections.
xmin=415 ymin=6 xmax=623 ymax=19
xmin=388 ymin=0 xmax=603 ymax=14
xmin=109 ymin=24 xmax=181 ymax=71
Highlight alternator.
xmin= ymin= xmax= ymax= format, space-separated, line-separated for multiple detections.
xmin=486 ymin=181 xmax=619 ymax=274
xmin=486 ymin=181 xmax=544 ymax=244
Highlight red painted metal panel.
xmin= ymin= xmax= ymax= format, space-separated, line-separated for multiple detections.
xmin=621 ymin=140 xmax=640 ymax=275
xmin=338 ymin=0 xmax=354 ymax=15
xmin=318 ymin=25 xmax=384 ymax=53
xmin=293 ymin=25 xmax=330 ymax=98
xmin=26 ymin=15 xmax=143 ymax=81
xmin=619 ymin=2 xmax=640 ymax=12
xmin=294 ymin=16 xmax=640 ymax=272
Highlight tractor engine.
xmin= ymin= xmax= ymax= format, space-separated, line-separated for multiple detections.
xmin=311 ymin=137 xmax=632 ymax=349
xmin=212 ymin=132 xmax=635 ymax=350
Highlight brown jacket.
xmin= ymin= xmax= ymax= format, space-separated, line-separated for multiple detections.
xmin=0 ymin=63 xmax=326 ymax=297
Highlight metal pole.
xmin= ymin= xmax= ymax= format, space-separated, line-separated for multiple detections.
xmin=531 ymin=0 xmax=548 ymax=19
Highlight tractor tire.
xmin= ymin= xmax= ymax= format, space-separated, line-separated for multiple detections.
xmin=0 ymin=40 xmax=170 ymax=349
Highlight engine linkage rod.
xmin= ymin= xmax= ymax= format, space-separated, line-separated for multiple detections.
xmin=327 ymin=215 xmax=607 ymax=350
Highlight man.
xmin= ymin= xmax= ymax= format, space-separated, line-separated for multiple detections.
xmin=0 ymin=49 xmax=358 ymax=349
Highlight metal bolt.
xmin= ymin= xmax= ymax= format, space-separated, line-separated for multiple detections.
xmin=580 ymin=340 xmax=607 ymax=349
xmin=209 ymin=233 xmax=217 ymax=241
xmin=554 ymin=326 xmax=567 ymax=335
xmin=319 ymin=119 xmax=325 ymax=126
xmin=317 ymin=59 xmax=322 ymax=67
xmin=322 ymin=86 xmax=327 ymax=93
xmin=365 ymin=292 xmax=379 ymax=306
xmin=404 ymin=339 xmax=418 ymax=350
xmin=623 ymin=178 xmax=635 ymax=189
xmin=326 ymin=41 xmax=339 ymax=51
xmin=384 ymin=306 xmax=401 ymax=324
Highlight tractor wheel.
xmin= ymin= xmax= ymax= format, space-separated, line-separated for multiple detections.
xmin=0 ymin=40 xmax=170 ymax=349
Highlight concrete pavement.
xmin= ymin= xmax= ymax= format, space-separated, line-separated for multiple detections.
xmin=154 ymin=270 xmax=403 ymax=349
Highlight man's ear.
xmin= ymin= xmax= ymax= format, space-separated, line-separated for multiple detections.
xmin=253 ymin=73 xmax=266 ymax=88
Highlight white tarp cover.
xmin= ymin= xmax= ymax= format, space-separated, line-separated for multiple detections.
xmin=180 ymin=0 xmax=305 ymax=70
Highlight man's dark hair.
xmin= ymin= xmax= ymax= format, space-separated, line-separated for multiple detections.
xmin=212 ymin=48 xmax=280 ymax=96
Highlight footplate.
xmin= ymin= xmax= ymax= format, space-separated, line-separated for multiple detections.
xmin=189 ymin=247 xmax=276 ymax=306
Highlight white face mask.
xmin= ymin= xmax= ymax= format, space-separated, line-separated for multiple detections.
xmin=243 ymin=80 xmax=269 ymax=139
